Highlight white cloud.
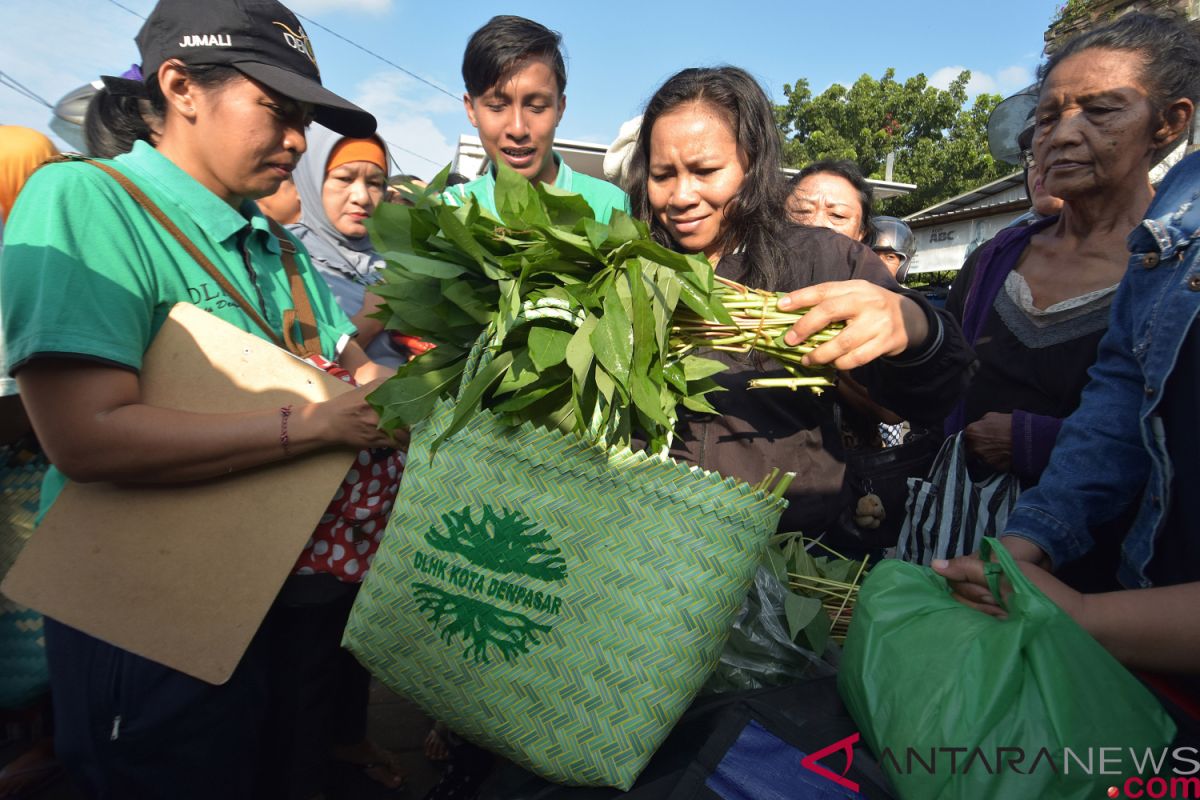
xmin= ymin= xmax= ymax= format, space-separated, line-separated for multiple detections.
xmin=351 ymin=71 xmax=459 ymax=179
xmin=929 ymin=64 xmax=1035 ymax=98
xmin=289 ymin=0 xmax=394 ymax=13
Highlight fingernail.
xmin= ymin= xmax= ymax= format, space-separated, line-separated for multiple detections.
xmin=778 ymin=296 xmax=793 ymax=309
xmin=932 ymin=559 xmax=948 ymax=569
xmin=784 ymin=331 xmax=799 ymax=346
xmin=800 ymin=355 xmax=811 ymax=366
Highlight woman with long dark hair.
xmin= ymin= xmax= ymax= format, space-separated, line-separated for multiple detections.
xmin=626 ymin=66 xmax=972 ymax=540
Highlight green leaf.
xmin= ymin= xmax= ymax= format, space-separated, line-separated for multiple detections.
xmin=590 ymin=283 xmax=633 ymax=385
xmin=580 ymin=219 xmax=609 ymax=251
xmin=594 ymin=366 xmax=616 ymax=401
xmin=366 ymin=203 xmax=413 ymax=252
xmin=631 ymin=373 xmax=671 ymax=428
xmin=430 ymin=350 xmax=515 ymax=455
xmin=679 ymin=394 xmax=720 ymax=414
xmin=435 ymin=205 xmax=494 ymax=269
xmin=528 ymin=326 xmax=573 ymax=371
xmin=536 ymin=182 xmax=596 ymax=227
xmin=539 ymin=225 xmax=600 ymax=260
xmin=389 ymin=252 xmax=468 ymax=279
xmin=682 ymin=355 xmax=727 ymax=381
xmin=440 ymin=280 xmax=494 ymax=324
xmin=604 ymin=210 xmax=643 ymax=245
xmin=566 ymin=315 xmax=599 ymax=382
xmin=783 ymin=592 xmax=824 ymax=641
xmin=764 ymin=547 xmax=789 ymax=583
xmin=799 ymin=606 xmax=831 ymax=654
xmin=496 ymin=350 xmax=541 ymax=394
xmin=425 ymin=162 xmax=453 ymax=194
xmin=492 ymin=376 xmax=569 ymax=412
xmin=627 ymin=260 xmax=656 ymax=378
xmin=367 ymin=351 xmax=466 ymax=431
xmin=675 ymin=271 xmax=716 ymax=319
xmin=494 ymin=163 xmax=550 ymax=227
xmin=664 ymin=362 xmax=687 ymax=393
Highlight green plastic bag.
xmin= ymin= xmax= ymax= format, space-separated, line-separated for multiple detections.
xmin=839 ymin=538 xmax=1176 ymax=800
xmin=344 ymin=363 xmax=785 ymax=788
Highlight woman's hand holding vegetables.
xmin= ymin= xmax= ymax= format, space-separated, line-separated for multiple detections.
xmin=777 ymin=281 xmax=929 ymax=370
xmin=302 ymin=378 xmax=407 ymax=451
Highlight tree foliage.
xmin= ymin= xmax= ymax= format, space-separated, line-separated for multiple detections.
xmin=776 ymin=68 xmax=1014 ymax=217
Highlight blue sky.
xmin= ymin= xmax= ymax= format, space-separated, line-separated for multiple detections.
xmin=1 ymin=0 xmax=1057 ymax=179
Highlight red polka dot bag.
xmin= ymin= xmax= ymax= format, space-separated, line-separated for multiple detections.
xmin=291 ymin=354 xmax=404 ymax=583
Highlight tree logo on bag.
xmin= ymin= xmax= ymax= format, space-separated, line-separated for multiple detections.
xmin=410 ymin=505 xmax=568 ymax=664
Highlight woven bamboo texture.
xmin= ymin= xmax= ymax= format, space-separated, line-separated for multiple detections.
xmin=0 ymin=446 xmax=49 ymax=708
xmin=345 ymin=403 xmax=784 ymax=789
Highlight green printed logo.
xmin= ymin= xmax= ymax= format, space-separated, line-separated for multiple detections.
xmin=411 ymin=506 xmax=567 ymax=664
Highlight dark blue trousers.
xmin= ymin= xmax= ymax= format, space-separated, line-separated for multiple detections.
xmin=45 ymin=616 xmax=270 ymax=799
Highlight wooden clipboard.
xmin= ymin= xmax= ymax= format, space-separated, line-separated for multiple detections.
xmin=2 ymin=303 xmax=358 ymax=684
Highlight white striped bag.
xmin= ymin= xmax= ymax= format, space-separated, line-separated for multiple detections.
xmin=896 ymin=433 xmax=1020 ymax=565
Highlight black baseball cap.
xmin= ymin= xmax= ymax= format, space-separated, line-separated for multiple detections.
xmin=135 ymin=0 xmax=376 ymax=138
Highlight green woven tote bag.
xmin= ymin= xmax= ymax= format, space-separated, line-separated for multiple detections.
xmin=0 ymin=444 xmax=50 ymax=709
xmin=345 ymin=352 xmax=785 ymax=789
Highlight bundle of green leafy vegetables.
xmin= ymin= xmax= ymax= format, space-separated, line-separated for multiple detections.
xmin=366 ymin=165 xmax=840 ymax=455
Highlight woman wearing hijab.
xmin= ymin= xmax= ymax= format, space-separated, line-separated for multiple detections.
xmin=289 ymin=125 xmax=408 ymax=369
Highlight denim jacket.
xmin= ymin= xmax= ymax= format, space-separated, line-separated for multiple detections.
xmin=1005 ymin=150 xmax=1200 ymax=588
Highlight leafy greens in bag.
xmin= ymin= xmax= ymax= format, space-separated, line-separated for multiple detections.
xmin=368 ymin=165 xmax=841 ymax=454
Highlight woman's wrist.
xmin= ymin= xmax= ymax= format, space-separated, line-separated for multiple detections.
xmin=895 ymin=295 xmax=930 ymax=355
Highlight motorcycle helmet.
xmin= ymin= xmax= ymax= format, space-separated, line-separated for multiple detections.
xmin=870 ymin=216 xmax=916 ymax=282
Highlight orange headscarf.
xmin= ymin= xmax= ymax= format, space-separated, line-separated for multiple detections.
xmin=0 ymin=126 xmax=59 ymax=222
xmin=326 ymin=136 xmax=387 ymax=174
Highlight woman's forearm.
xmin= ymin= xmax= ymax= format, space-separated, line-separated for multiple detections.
xmin=17 ymin=360 xmax=390 ymax=485
xmin=1080 ymin=583 xmax=1200 ymax=674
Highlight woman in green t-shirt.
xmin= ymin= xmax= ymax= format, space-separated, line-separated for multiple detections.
xmin=0 ymin=1 xmax=404 ymax=797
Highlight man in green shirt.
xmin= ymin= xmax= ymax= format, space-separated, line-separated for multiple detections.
xmin=445 ymin=15 xmax=629 ymax=223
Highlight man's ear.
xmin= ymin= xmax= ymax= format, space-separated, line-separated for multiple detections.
xmin=556 ymin=93 xmax=567 ymax=127
xmin=158 ymin=60 xmax=197 ymax=121
xmin=463 ymin=93 xmax=479 ymax=129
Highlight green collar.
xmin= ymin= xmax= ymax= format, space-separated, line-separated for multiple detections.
xmin=116 ymin=141 xmax=279 ymax=253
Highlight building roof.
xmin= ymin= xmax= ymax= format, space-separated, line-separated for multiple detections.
xmin=904 ymin=170 xmax=1027 ymax=225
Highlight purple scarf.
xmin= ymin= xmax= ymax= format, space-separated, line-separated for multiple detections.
xmin=944 ymin=215 xmax=1058 ymax=438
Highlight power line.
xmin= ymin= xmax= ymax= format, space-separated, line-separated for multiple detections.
xmin=97 ymin=0 xmax=449 ymax=170
xmin=293 ymin=13 xmax=459 ymax=102
xmin=0 ymin=70 xmax=54 ymax=109
xmin=103 ymin=0 xmax=144 ymax=19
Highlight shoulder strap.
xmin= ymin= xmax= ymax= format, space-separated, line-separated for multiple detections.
xmin=267 ymin=219 xmax=320 ymax=359
xmin=71 ymin=156 xmax=312 ymax=355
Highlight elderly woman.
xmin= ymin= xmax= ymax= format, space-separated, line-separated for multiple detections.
xmin=625 ymin=66 xmax=972 ymax=541
xmin=942 ymin=13 xmax=1199 ymax=583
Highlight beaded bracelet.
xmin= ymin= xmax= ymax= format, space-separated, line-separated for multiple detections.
xmin=280 ymin=405 xmax=293 ymax=456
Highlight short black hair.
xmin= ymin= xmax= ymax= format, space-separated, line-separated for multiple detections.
xmin=791 ymin=159 xmax=877 ymax=243
xmin=462 ymin=15 xmax=566 ymax=99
